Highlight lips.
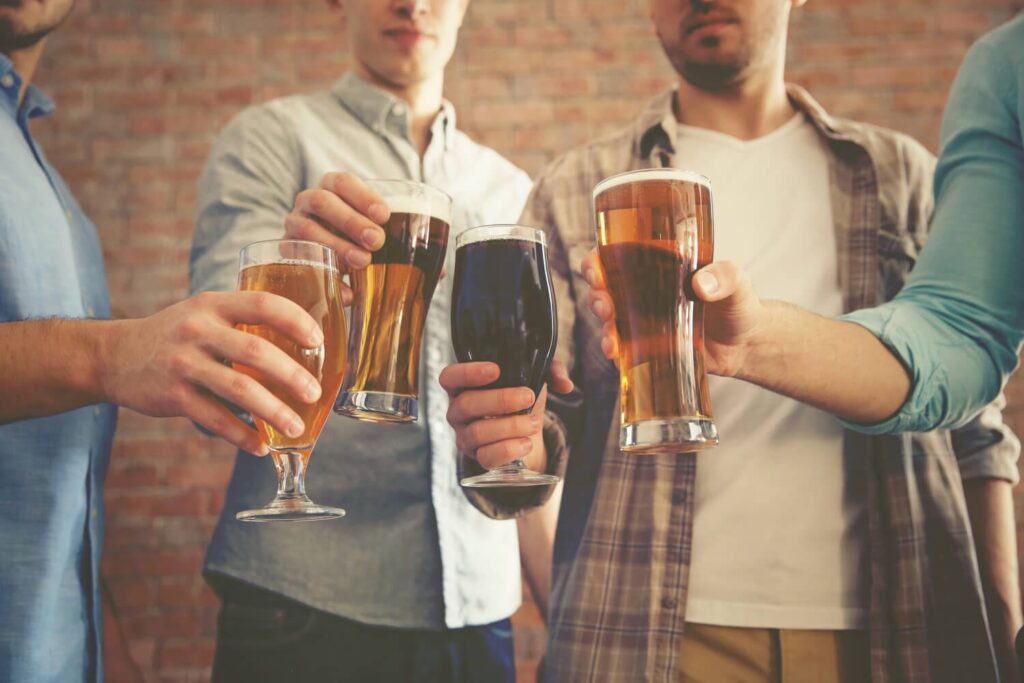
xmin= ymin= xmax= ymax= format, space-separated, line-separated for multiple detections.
xmin=685 ymin=15 xmax=737 ymax=35
xmin=383 ymin=27 xmax=435 ymax=48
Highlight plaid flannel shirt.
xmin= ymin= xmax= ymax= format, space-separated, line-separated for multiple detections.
xmin=524 ymin=86 xmax=1021 ymax=683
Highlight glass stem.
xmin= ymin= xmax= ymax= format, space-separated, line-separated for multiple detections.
xmin=273 ymin=451 xmax=309 ymax=500
xmin=494 ymin=459 xmax=529 ymax=474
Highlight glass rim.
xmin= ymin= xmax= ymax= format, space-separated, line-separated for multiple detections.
xmin=592 ymin=168 xmax=712 ymax=200
xmin=238 ymin=238 xmax=340 ymax=271
xmin=364 ymin=178 xmax=452 ymax=204
xmin=456 ymin=224 xmax=547 ymax=249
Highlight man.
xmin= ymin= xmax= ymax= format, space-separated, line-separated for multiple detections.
xmin=189 ymin=0 xmax=568 ymax=680
xmin=0 ymin=1 xmax=332 ymax=682
xmin=443 ymin=0 xmax=1021 ymax=681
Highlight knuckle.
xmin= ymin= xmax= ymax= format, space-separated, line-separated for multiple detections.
xmin=225 ymin=374 xmax=254 ymax=403
xmin=241 ymin=335 xmax=265 ymax=364
xmin=167 ymin=352 xmax=192 ymax=377
xmin=465 ymin=421 xmax=487 ymax=448
xmin=308 ymin=190 xmax=329 ymax=215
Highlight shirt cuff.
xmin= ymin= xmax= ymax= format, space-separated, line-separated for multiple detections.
xmin=837 ymin=303 xmax=946 ymax=435
xmin=457 ymin=410 xmax=569 ymax=520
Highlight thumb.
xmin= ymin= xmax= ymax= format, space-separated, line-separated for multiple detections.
xmin=693 ymin=261 xmax=753 ymax=304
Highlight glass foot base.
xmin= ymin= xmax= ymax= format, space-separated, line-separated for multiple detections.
xmin=335 ymin=391 xmax=417 ymax=423
xmin=620 ymin=417 xmax=719 ymax=454
xmin=461 ymin=462 xmax=560 ymax=488
xmin=236 ymin=495 xmax=346 ymax=522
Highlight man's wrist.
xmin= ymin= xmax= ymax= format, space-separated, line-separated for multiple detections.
xmin=75 ymin=319 xmax=123 ymax=405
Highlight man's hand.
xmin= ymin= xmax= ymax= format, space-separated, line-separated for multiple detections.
xmin=284 ymin=172 xmax=389 ymax=303
xmin=581 ymin=250 xmax=769 ymax=378
xmin=440 ymin=361 xmax=574 ymax=472
xmin=100 ymin=291 xmax=326 ymax=455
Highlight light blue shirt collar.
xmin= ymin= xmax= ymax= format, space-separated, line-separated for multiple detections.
xmin=0 ymin=53 xmax=56 ymax=121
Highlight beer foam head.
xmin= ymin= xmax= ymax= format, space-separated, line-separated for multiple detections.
xmin=456 ymin=224 xmax=547 ymax=249
xmin=593 ymin=168 xmax=711 ymax=199
xmin=385 ymin=195 xmax=452 ymax=225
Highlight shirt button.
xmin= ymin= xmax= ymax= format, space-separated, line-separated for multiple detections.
xmin=0 ymin=73 xmax=13 ymax=89
xmin=93 ymin=406 xmax=102 ymax=418
xmin=661 ymin=597 xmax=678 ymax=610
xmin=65 ymin=209 xmax=73 ymax=221
xmin=85 ymin=305 xmax=95 ymax=317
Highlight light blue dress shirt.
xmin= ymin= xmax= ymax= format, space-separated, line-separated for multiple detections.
xmin=191 ymin=72 xmax=533 ymax=630
xmin=0 ymin=55 xmax=117 ymax=683
xmin=843 ymin=14 xmax=1024 ymax=434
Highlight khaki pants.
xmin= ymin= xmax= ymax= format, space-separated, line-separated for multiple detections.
xmin=678 ymin=623 xmax=870 ymax=682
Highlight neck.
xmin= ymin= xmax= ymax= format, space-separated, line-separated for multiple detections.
xmin=675 ymin=60 xmax=794 ymax=141
xmin=4 ymin=39 xmax=48 ymax=108
xmin=353 ymin=61 xmax=444 ymax=157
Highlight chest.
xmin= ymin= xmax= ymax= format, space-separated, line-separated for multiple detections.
xmin=0 ymin=117 xmax=110 ymax=321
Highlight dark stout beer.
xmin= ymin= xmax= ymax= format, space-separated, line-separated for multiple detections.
xmin=338 ymin=188 xmax=451 ymax=423
xmin=236 ymin=259 xmax=347 ymax=453
xmin=594 ymin=169 xmax=718 ymax=452
xmin=451 ymin=232 xmax=557 ymax=396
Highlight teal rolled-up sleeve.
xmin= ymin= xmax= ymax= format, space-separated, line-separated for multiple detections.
xmin=841 ymin=26 xmax=1024 ymax=434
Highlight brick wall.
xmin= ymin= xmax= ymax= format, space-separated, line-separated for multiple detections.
xmin=28 ymin=0 xmax=1024 ymax=681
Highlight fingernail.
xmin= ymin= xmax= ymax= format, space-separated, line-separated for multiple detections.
xmin=483 ymin=364 xmax=500 ymax=380
xmin=519 ymin=388 xmax=535 ymax=406
xmin=530 ymin=414 xmax=542 ymax=428
xmin=347 ymin=249 xmax=371 ymax=268
xmin=582 ymin=267 xmax=595 ymax=286
xmin=305 ymin=378 xmax=321 ymax=402
xmin=309 ymin=326 xmax=324 ymax=346
xmin=592 ymin=299 xmax=609 ymax=318
xmin=695 ymin=271 xmax=718 ymax=294
xmin=287 ymin=417 xmax=304 ymax=438
xmin=362 ymin=227 xmax=385 ymax=250
xmin=520 ymin=438 xmax=533 ymax=455
xmin=368 ymin=202 xmax=389 ymax=224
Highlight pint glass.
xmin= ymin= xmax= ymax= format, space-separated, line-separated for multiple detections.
xmin=451 ymin=224 xmax=560 ymax=488
xmin=335 ymin=180 xmax=451 ymax=423
xmin=593 ymin=169 xmax=719 ymax=453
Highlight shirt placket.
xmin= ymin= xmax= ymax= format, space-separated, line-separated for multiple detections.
xmin=383 ymin=116 xmax=467 ymax=628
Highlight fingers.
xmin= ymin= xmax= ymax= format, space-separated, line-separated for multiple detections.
xmin=284 ymin=212 xmax=372 ymax=276
xmin=211 ymin=291 xmax=324 ymax=348
xmin=181 ymin=389 xmax=269 ymax=456
xmin=288 ymin=172 xmax=388 ymax=271
xmin=588 ymin=289 xmax=614 ymax=323
xmin=581 ymin=249 xmax=606 ymax=289
xmin=474 ymin=436 xmax=537 ymax=471
xmin=548 ymin=360 xmax=574 ymax=394
xmin=601 ymin=320 xmax=619 ymax=360
xmin=692 ymin=261 xmax=747 ymax=302
xmin=188 ymin=356 xmax=309 ymax=439
xmin=200 ymin=324 xmax=323 ymax=404
xmin=447 ymin=386 xmax=535 ymax=427
xmin=456 ymin=412 xmax=541 ymax=457
xmin=438 ymin=362 xmax=500 ymax=394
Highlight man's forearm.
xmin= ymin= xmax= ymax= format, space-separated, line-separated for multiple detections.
xmin=736 ymin=302 xmax=912 ymax=425
xmin=0 ymin=319 xmax=114 ymax=424
xmin=518 ymin=482 xmax=562 ymax=619
xmin=964 ymin=479 xmax=1022 ymax=683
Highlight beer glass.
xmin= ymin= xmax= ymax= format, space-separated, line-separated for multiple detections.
xmin=451 ymin=224 xmax=560 ymax=488
xmin=234 ymin=239 xmax=348 ymax=521
xmin=593 ymin=169 xmax=719 ymax=453
xmin=336 ymin=180 xmax=451 ymax=423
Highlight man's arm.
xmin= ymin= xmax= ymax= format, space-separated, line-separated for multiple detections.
xmin=951 ymin=397 xmax=1023 ymax=683
xmin=517 ymin=482 xmax=562 ymax=619
xmin=964 ymin=479 xmax=1022 ymax=683
xmin=0 ymin=293 xmax=325 ymax=455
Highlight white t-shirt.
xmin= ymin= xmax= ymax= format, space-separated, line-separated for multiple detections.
xmin=677 ymin=113 xmax=870 ymax=630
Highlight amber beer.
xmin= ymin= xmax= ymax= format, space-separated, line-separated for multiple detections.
xmin=594 ymin=169 xmax=719 ymax=453
xmin=234 ymin=239 xmax=348 ymax=522
xmin=336 ymin=181 xmax=451 ymax=422
xmin=236 ymin=259 xmax=347 ymax=451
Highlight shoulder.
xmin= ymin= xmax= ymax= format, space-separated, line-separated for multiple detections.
xmin=216 ymin=90 xmax=340 ymax=148
xmin=830 ymin=114 xmax=937 ymax=189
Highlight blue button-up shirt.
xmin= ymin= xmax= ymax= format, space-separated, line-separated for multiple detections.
xmin=0 ymin=56 xmax=116 ymax=683
xmin=192 ymin=73 xmax=533 ymax=630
